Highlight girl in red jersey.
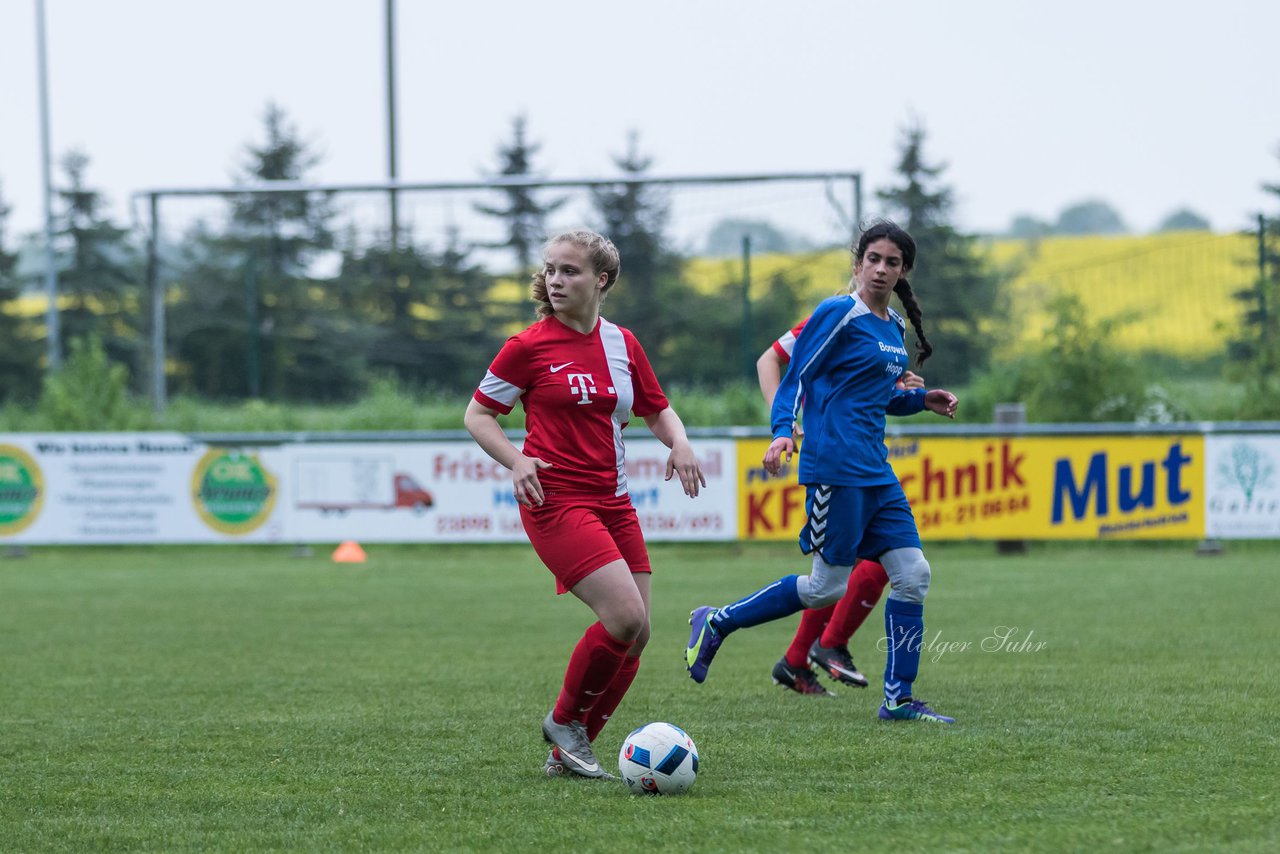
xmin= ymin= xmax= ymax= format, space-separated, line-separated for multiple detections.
xmin=464 ymin=230 xmax=706 ymax=779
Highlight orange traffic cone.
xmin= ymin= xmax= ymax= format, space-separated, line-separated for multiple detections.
xmin=332 ymin=540 xmax=367 ymax=563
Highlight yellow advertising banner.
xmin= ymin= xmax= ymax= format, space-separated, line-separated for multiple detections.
xmin=738 ymin=435 xmax=1205 ymax=541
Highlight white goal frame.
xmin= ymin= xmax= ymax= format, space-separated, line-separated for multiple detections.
xmin=134 ymin=171 xmax=863 ymax=410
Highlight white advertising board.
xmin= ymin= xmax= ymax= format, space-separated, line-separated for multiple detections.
xmin=0 ymin=434 xmax=736 ymax=545
xmin=278 ymin=438 xmax=736 ymax=543
xmin=1205 ymin=435 xmax=1280 ymax=538
xmin=0 ymin=434 xmax=288 ymax=543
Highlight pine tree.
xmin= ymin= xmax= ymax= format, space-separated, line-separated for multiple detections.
xmin=54 ymin=151 xmax=144 ymax=386
xmin=170 ymin=103 xmax=365 ymax=401
xmin=335 ymin=229 xmax=509 ymax=394
xmin=473 ymin=115 xmax=565 ymax=275
xmin=876 ymin=121 xmax=1002 ymax=387
xmin=227 ymin=103 xmax=335 ymax=278
xmin=425 ymin=230 xmax=519 ymax=390
xmin=166 ymin=222 xmax=259 ymax=399
xmin=0 ymin=183 xmax=42 ymax=403
xmin=586 ymin=133 xmax=725 ymax=382
xmin=588 ymin=134 xmax=682 ymax=348
xmin=1228 ymin=155 xmax=1280 ymax=418
xmin=230 ymin=102 xmax=357 ymax=401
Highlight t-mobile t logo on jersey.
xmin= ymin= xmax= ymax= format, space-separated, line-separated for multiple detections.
xmin=567 ymin=372 xmax=596 ymax=404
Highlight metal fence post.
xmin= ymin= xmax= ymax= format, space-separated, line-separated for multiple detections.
xmin=994 ymin=402 xmax=1028 ymax=555
xmin=147 ymin=192 xmax=166 ymax=412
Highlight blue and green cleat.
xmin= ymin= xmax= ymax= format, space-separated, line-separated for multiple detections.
xmin=685 ymin=606 xmax=723 ymax=683
xmin=878 ymin=698 xmax=955 ymax=724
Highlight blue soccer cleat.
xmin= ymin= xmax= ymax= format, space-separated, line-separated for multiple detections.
xmin=685 ymin=606 xmax=723 ymax=683
xmin=878 ymin=698 xmax=955 ymax=724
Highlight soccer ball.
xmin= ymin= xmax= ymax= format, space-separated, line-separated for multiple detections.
xmin=618 ymin=722 xmax=699 ymax=795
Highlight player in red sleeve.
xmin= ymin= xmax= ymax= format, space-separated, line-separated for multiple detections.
xmin=465 ymin=230 xmax=706 ymax=780
xmin=757 ymin=316 xmax=923 ymax=696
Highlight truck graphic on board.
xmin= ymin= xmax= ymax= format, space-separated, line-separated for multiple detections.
xmin=293 ymin=455 xmax=433 ymax=515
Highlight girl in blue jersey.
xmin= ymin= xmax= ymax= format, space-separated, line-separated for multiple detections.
xmin=686 ymin=220 xmax=959 ymax=723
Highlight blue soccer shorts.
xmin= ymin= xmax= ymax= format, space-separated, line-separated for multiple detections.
xmin=798 ymin=482 xmax=921 ymax=567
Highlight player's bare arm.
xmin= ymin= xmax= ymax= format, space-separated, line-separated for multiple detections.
xmin=757 ymin=348 xmax=785 ymax=407
xmin=464 ymin=398 xmax=552 ymax=506
xmin=643 ymin=407 xmax=706 ymax=498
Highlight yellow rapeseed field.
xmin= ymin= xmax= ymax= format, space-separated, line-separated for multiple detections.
xmin=685 ymin=231 xmax=1258 ymax=360
xmin=6 ymin=232 xmax=1255 ymax=363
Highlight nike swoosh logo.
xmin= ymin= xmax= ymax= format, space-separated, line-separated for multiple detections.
xmin=861 ymin=600 xmax=875 ymax=609
xmin=559 ymin=750 xmax=600 ymax=774
xmin=549 ymin=362 xmax=574 ymax=373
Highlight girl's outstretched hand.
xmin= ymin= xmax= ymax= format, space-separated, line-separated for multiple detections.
xmin=763 ymin=436 xmax=796 ymax=476
xmin=665 ymin=443 xmax=707 ymax=497
xmin=925 ymin=389 xmax=958 ymax=419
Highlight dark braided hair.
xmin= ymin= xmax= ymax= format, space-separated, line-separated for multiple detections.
xmin=854 ymin=220 xmax=933 ymax=366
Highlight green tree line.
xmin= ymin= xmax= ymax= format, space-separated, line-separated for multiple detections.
xmin=1 ymin=106 xmax=1277 ymax=426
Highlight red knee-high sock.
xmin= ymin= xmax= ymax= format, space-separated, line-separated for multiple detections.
xmin=821 ymin=560 xmax=889 ymax=648
xmin=553 ymin=621 xmax=631 ymax=726
xmin=785 ymin=605 xmax=834 ymax=667
xmin=585 ymin=653 xmax=641 ymax=742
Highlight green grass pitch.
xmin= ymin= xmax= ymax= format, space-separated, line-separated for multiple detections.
xmin=2 ymin=542 xmax=1276 ymax=851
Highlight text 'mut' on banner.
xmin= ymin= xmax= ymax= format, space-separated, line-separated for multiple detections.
xmin=738 ymin=436 xmax=1205 ymax=541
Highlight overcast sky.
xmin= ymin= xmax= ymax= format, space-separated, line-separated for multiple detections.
xmin=2 ymin=0 xmax=1278 ymax=246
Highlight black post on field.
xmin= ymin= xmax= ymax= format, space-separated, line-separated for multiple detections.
xmin=147 ymin=192 xmax=165 ymax=413
xmin=1258 ymin=214 xmax=1268 ymax=333
xmin=994 ymin=402 xmax=1028 ymax=555
xmin=245 ymin=248 xmax=261 ymax=399
xmin=741 ymin=234 xmax=753 ymax=379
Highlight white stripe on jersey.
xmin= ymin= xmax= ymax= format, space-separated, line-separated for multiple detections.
xmin=786 ymin=301 xmax=867 ymax=425
xmin=478 ymin=369 xmax=522 ymax=408
xmin=600 ymin=320 xmax=634 ymax=497
xmin=776 ymin=329 xmax=797 ymax=358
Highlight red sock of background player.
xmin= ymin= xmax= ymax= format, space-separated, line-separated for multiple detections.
xmin=820 ymin=560 xmax=889 ymax=648
xmin=784 ymin=605 xmax=834 ymax=667
xmin=553 ymin=621 xmax=631 ymax=725
xmin=585 ymin=654 xmax=641 ymax=742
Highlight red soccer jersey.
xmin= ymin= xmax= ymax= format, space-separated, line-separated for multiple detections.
xmin=473 ymin=316 xmax=670 ymax=499
xmin=771 ymin=317 xmax=810 ymax=364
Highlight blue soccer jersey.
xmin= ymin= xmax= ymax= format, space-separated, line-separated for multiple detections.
xmin=770 ymin=293 xmax=926 ymax=487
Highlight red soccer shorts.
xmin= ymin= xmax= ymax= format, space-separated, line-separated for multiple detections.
xmin=520 ymin=493 xmax=652 ymax=594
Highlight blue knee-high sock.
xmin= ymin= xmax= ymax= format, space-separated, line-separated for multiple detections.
xmin=711 ymin=575 xmax=803 ymax=636
xmin=883 ymin=597 xmax=924 ymax=704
